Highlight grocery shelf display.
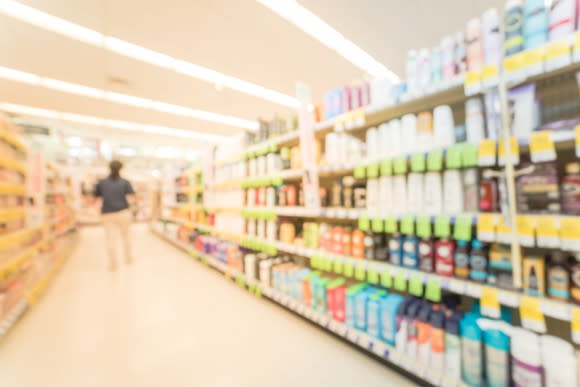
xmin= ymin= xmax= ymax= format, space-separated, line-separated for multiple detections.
xmin=0 ymin=117 xmax=78 ymax=341
xmin=150 ymin=3 xmax=580 ymax=386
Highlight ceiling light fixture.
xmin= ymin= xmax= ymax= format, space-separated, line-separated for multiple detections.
xmin=257 ymin=0 xmax=400 ymax=82
xmin=0 ymin=0 xmax=299 ymax=108
xmin=0 ymin=65 xmax=259 ymax=131
xmin=0 ymin=102 xmax=229 ymax=142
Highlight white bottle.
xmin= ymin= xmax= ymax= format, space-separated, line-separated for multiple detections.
xmin=366 ymin=127 xmax=379 ymax=161
xmin=366 ymin=178 xmax=379 ymax=212
xmin=418 ymin=48 xmax=432 ymax=88
xmin=443 ymin=170 xmax=464 ymax=214
xmin=549 ymin=0 xmax=576 ymax=41
xmin=387 ymin=119 xmax=403 ymax=157
xmin=407 ymin=173 xmax=424 ymax=213
xmin=541 ymin=335 xmax=577 ymax=387
xmin=466 ymin=97 xmax=486 ymax=143
xmin=482 ymin=8 xmax=502 ymax=65
xmin=441 ymin=35 xmax=455 ymax=80
xmin=433 ymin=105 xmax=456 ymax=149
xmin=378 ymin=122 xmax=390 ymax=159
xmin=511 ymin=328 xmax=543 ymax=387
xmin=379 ymin=175 xmax=394 ymax=216
xmin=401 ymin=114 xmax=418 ymax=155
xmin=393 ymin=175 xmax=408 ymax=214
xmin=325 ymin=133 xmax=339 ymax=165
xmin=424 ymin=172 xmax=443 ymax=215
xmin=407 ymin=49 xmax=419 ymax=94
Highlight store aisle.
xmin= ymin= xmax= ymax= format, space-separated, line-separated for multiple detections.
xmin=0 ymin=224 xmax=417 ymax=387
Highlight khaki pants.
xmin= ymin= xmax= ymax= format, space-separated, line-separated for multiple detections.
xmin=102 ymin=209 xmax=133 ymax=265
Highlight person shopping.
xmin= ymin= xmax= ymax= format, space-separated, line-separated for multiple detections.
xmin=94 ymin=160 xmax=135 ymax=271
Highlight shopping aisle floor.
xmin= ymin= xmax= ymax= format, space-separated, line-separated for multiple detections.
xmin=0 ymin=224 xmax=417 ymax=387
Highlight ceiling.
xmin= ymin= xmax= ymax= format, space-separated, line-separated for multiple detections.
xmin=0 ymin=0 xmax=504 ymax=144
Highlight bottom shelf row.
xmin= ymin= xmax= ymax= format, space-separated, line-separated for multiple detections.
xmin=152 ymin=226 xmax=580 ymax=387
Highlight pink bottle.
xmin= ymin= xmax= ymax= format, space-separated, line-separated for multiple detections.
xmin=466 ymin=18 xmax=484 ymax=71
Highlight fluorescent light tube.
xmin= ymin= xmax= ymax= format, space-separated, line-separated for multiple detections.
xmin=0 ymin=64 xmax=259 ymax=131
xmin=0 ymin=0 xmax=299 ymax=107
xmin=258 ymin=0 xmax=399 ymax=82
xmin=0 ymin=102 xmax=229 ymax=142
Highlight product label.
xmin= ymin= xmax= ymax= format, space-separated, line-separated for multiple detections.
xmin=512 ymin=356 xmax=543 ymax=387
xmin=480 ymin=287 xmax=501 ymax=318
xmin=529 ymin=131 xmax=556 ymax=163
xmin=453 ymin=252 xmax=469 ymax=278
xmin=519 ymin=296 xmax=546 ymax=333
xmin=461 ymin=338 xmax=483 ymax=386
xmin=486 ymin=346 xmax=509 ymax=387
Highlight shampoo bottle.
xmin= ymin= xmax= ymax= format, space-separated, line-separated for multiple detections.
xmin=460 ymin=313 xmax=484 ymax=386
xmin=466 ymin=97 xmax=486 ymax=143
xmin=482 ymin=8 xmax=502 ymax=65
xmin=441 ymin=35 xmax=455 ymax=80
xmin=424 ymin=172 xmax=443 ymax=215
xmin=416 ymin=302 xmax=433 ymax=367
xmin=433 ymin=105 xmax=456 ymax=149
xmin=401 ymin=114 xmax=418 ymax=155
xmin=402 ymin=236 xmax=419 ymax=269
xmin=454 ymin=240 xmax=471 ymax=279
xmin=444 ymin=311 xmax=463 ymax=381
xmin=454 ymin=31 xmax=467 ymax=74
xmin=524 ymin=0 xmax=549 ymax=49
xmin=429 ymin=305 xmax=446 ymax=372
xmin=443 ymin=169 xmax=464 ymax=214
xmin=504 ymin=0 xmax=525 ymax=56
xmin=407 ymin=172 xmax=424 ymax=213
xmin=547 ymin=252 xmax=570 ymax=301
xmin=466 ymin=18 xmax=484 ymax=71
xmin=380 ymin=293 xmax=404 ymax=345
xmin=511 ymin=328 xmax=543 ymax=386
xmin=541 ymin=335 xmax=577 ymax=387
xmin=483 ymin=323 xmax=511 ymax=387
xmin=431 ymin=47 xmax=443 ymax=85
xmin=549 ymin=0 xmax=576 ymax=41
xmin=419 ymin=238 xmax=435 ymax=272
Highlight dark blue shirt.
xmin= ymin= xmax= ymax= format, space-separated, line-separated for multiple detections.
xmin=94 ymin=177 xmax=135 ymax=214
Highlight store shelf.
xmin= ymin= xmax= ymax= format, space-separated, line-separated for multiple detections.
xmin=0 ymin=183 xmax=26 ymax=196
xmin=152 ymin=227 xmax=465 ymax=387
xmin=0 ymin=208 xmax=26 ymax=223
xmin=0 ymin=228 xmax=38 ymax=250
xmin=0 ymin=241 xmax=43 ymax=282
xmin=0 ymin=300 xmax=28 ymax=340
xmin=0 ymin=129 xmax=27 ymax=153
xmin=0 ymin=157 xmax=27 ymax=175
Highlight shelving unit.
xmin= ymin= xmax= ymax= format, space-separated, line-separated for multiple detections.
xmin=0 ymin=118 xmax=78 ymax=341
xmin=153 ymin=27 xmax=580 ymax=387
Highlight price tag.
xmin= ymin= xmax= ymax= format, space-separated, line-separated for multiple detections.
xmin=545 ymin=39 xmax=571 ymax=71
xmin=367 ymin=268 xmax=379 ymax=285
xmin=560 ymin=217 xmax=580 ymax=251
xmin=333 ymin=259 xmax=343 ymax=274
xmin=434 ymin=215 xmax=451 ymax=238
xmin=453 ymin=215 xmax=473 ymax=241
xmin=477 ymin=213 xmax=497 ymax=242
xmin=496 ymin=216 xmax=514 ymax=244
xmin=478 ymin=139 xmax=497 ymax=166
xmin=358 ymin=214 xmax=370 ymax=231
xmin=353 ymin=108 xmax=366 ymax=128
xmin=523 ymin=46 xmax=545 ymax=76
xmin=409 ymin=274 xmax=424 ymax=297
xmin=576 ymin=125 xmax=580 ymax=158
xmin=355 ymin=265 xmax=366 ymax=281
xmin=354 ymin=164 xmax=366 ymax=179
xmin=482 ymin=63 xmax=499 ymax=88
xmin=367 ymin=162 xmax=379 ymax=178
xmin=344 ymin=262 xmax=354 ymax=278
xmin=380 ymin=159 xmax=393 ymax=176
xmin=425 ymin=277 xmax=442 ymax=302
xmin=371 ymin=218 xmax=384 ymax=233
xmin=427 ymin=150 xmax=444 ymax=171
xmin=464 ymin=70 xmax=482 ymax=95
xmin=445 ymin=144 xmax=463 ymax=169
xmin=503 ymin=53 xmax=526 ymax=82
xmin=400 ymin=215 xmax=415 ymax=235
xmin=480 ymin=287 xmax=501 ymax=318
xmin=572 ymin=308 xmax=580 ymax=345
xmin=393 ymin=156 xmax=407 ymax=175
xmin=448 ymin=279 xmax=466 ymax=294
xmin=536 ymin=216 xmax=560 ymax=248
xmin=462 ymin=143 xmax=479 ymax=167
xmin=385 ymin=216 xmax=398 ymax=233
xmin=393 ymin=270 xmax=407 ymax=292
xmin=520 ymin=296 xmax=547 ymax=333
xmin=416 ymin=216 xmax=432 ymax=238
xmin=516 ymin=215 xmax=535 ymax=247
xmin=530 ymin=131 xmax=556 ymax=163
xmin=381 ymin=270 xmax=392 ymax=288
xmin=411 ymin=153 xmax=426 ymax=172
xmin=498 ymin=136 xmax=520 ymax=166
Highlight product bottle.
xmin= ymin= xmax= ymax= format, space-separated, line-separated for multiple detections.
xmin=342 ymin=227 xmax=352 ymax=257
xmin=441 ymin=35 xmax=455 ymax=80
xmin=402 ymin=236 xmax=419 ymax=269
xmin=541 ymin=335 xmax=577 ymax=387
xmin=570 ymin=253 xmax=580 ymax=304
xmin=393 ymin=175 xmax=408 ymax=214
xmin=469 ymin=240 xmax=489 ymax=283
xmin=380 ymin=294 xmax=405 ymax=346
xmin=523 ymin=0 xmax=549 ymax=49
xmin=379 ymin=175 xmax=394 ymax=214
xmin=479 ymin=178 xmax=498 ymax=212
xmin=424 ymin=172 xmax=443 ymax=215
xmin=387 ymin=119 xmax=403 ymax=157
xmin=561 ymin=162 xmax=580 ymax=215
xmin=417 ymin=111 xmax=434 ymax=152
xmin=407 ymin=173 xmax=424 ymax=213
xmin=389 ymin=233 xmax=403 ymax=265
xmin=444 ymin=170 xmax=464 ymax=214
xmin=444 ymin=312 xmax=462 ymax=381
xmin=454 ymin=240 xmax=471 ymax=278
xmin=483 ymin=325 xmax=511 ymax=387
xmin=463 ymin=168 xmax=480 ymax=213
xmin=435 ymin=238 xmax=455 ymax=277
xmin=416 ymin=302 xmax=433 ymax=367
xmin=466 ymin=18 xmax=484 ymax=71
xmin=523 ymin=256 xmax=546 ymax=297
xmin=352 ymin=229 xmax=365 ymax=259
xmin=419 ymin=238 xmax=435 ymax=272
xmin=418 ymin=48 xmax=432 ymax=89
xmin=547 ymin=252 xmax=570 ymax=301
xmin=482 ymin=8 xmax=502 ymax=65
xmin=406 ymin=299 xmax=422 ymax=360
xmin=454 ymin=32 xmax=467 ymax=74
xmin=549 ymin=0 xmax=576 ymax=41
xmin=511 ymin=328 xmax=544 ymax=386
xmin=433 ymin=105 xmax=455 ymax=149
xmin=460 ymin=313 xmax=484 ymax=386
xmin=431 ymin=47 xmax=443 ymax=85
xmin=407 ymin=50 xmax=419 ymax=94
xmin=401 ymin=114 xmax=417 ymax=156
xmin=465 ymin=97 xmax=486 ymax=143
xmin=504 ymin=0 xmax=525 ymax=56
xmin=364 ymin=231 xmax=376 ymax=260
xmin=396 ymin=297 xmax=413 ymax=353
xmin=429 ymin=305 xmax=446 ymax=372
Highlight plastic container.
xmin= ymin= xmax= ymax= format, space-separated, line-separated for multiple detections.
xmin=460 ymin=313 xmax=484 ymax=386
xmin=549 ymin=0 xmax=576 ymax=41
xmin=523 ymin=0 xmax=549 ymax=49
xmin=482 ymin=8 xmax=502 ymax=65
xmin=483 ymin=323 xmax=511 ymax=387
xmin=389 ymin=233 xmax=403 ymax=266
xmin=443 ymin=169 xmax=464 ymax=214
xmin=401 ymin=114 xmax=418 ymax=155
xmin=402 ymin=236 xmax=419 ymax=269
xmin=466 ymin=17 xmax=484 ymax=71
xmin=416 ymin=302 xmax=433 ymax=367
xmin=541 ymin=335 xmax=577 ymax=387
xmin=424 ymin=172 xmax=443 ymax=215
xmin=433 ymin=105 xmax=455 ymax=149
xmin=511 ymin=328 xmax=543 ymax=386
xmin=380 ymin=293 xmax=404 ymax=345
xmin=504 ymin=0 xmax=525 ymax=56
xmin=407 ymin=173 xmax=424 ymax=213
xmin=454 ymin=240 xmax=470 ymax=279
xmin=445 ymin=312 xmax=462 ymax=381
xmin=466 ymin=97 xmax=486 ymax=143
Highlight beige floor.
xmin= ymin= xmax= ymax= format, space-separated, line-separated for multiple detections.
xmin=0 ymin=224 xmax=417 ymax=387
